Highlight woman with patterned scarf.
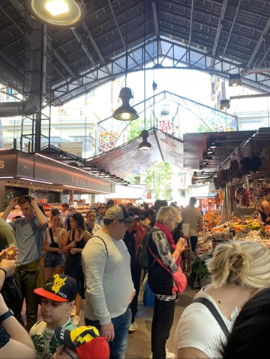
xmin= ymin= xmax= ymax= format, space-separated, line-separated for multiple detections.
xmin=147 ymin=206 xmax=187 ymax=359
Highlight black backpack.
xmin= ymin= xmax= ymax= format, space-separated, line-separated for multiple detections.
xmin=1 ymin=275 xmax=23 ymax=317
xmin=137 ymin=228 xmax=159 ymax=270
xmin=77 ymin=236 xmax=108 ymax=299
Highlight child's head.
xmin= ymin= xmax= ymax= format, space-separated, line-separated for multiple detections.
xmin=55 ymin=325 xmax=110 ymax=359
xmin=34 ymin=274 xmax=77 ymax=328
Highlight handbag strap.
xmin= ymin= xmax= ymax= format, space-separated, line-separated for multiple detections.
xmin=148 ymin=246 xmax=171 ymax=274
xmin=49 ymin=228 xmax=55 ymax=244
xmin=193 ymin=297 xmax=230 ymax=338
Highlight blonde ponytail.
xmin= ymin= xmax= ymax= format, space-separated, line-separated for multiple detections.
xmin=207 ymin=241 xmax=270 ymax=290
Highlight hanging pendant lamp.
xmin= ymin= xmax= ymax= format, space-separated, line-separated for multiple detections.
xmin=113 ymin=87 xmax=139 ymax=121
xmin=25 ymin=0 xmax=86 ymax=28
xmin=112 ymin=0 xmax=138 ymax=121
xmin=138 ymin=130 xmax=152 ymax=151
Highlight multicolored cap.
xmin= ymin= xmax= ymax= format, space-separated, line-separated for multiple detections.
xmin=34 ymin=274 xmax=77 ymax=302
xmin=55 ymin=325 xmax=110 ymax=359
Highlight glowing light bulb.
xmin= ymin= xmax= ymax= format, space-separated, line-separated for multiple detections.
xmin=45 ymin=0 xmax=69 ymax=16
xmin=121 ymin=113 xmax=131 ymax=120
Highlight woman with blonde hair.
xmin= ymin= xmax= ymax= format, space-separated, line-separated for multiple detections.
xmin=147 ymin=206 xmax=187 ymax=359
xmin=175 ymin=241 xmax=270 ymax=359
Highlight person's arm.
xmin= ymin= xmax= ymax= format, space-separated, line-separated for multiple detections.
xmin=0 ymin=225 xmax=16 ymax=246
xmin=152 ymin=231 xmax=178 ymax=273
xmin=0 ymin=294 xmax=35 ymax=358
xmin=1 ymin=198 xmax=19 ymax=221
xmin=82 ymin=239 xmax=114 ymax=341
xmin=42 ymin=230 xmax=63 ymax=254
xmin=30 ymin=197 xmax=48 ymax=226
xmin=198 ymin=217 xmax=203 ymax=232
xmin=177 ymin=348 xmax=209 ymax=358
xmin=63 ymin=232 xmax=76 ymax=252
xmin=58 ymin=229 xmax=67 ymax=249
xmin=0 ymin=256 xmax=16 ymax=290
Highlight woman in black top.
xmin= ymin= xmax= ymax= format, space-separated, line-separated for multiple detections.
xmin=63 ymin=213 xmax=91 ymax=326
xmin=259 ymin=200 xmax=270 ymax=225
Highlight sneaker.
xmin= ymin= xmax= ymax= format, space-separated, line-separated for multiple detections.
xmin=71 ymin=315 xmax=80 ymax=326
xmin=165 ymin=349 xmax=175 ymax=359
xmin=149 ymin=349 xmax=175 ymax=359
xmin=128 ymin=322 xmax=138 ymax=332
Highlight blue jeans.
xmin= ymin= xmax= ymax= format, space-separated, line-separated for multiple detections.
xmin=85 ymin=307 xmax=131 ymax=359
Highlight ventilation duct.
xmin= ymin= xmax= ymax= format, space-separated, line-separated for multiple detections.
xmin=0 ymin=19 xmax=46 ymax=117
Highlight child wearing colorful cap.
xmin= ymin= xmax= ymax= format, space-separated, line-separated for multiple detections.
xmin=29 ymin=274 xmax=78 ymax=359
xmin=54 ymin=325 xmax=110 ymax=359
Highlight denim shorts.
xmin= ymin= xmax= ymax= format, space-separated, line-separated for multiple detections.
xmin=44 ymin=252 xmax=65 ymax=268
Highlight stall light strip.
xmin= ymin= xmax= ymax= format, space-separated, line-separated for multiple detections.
xmin=0 ymin=176 xmax=14 ymax=179
xmin=63 ymin=185 xmax=110 ymax=194
xmin=35 ymin=153 xmax=112 ymax=185
xmin=19 ymin=178 xmax=54 ymax=185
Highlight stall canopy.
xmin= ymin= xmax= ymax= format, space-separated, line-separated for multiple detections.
xmin=86 ymin=128 xmax=183 ymax=178
xmin=184 ymin=130 xmax=256 ymax=171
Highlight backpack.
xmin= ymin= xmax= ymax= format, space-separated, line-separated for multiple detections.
xmin=77 ymin=236 xmax=108 ymax=300
xmin=137 ymin=228 xmax=160 ymax=270
xmin=2 ymin=275 xmax=23 ymax=317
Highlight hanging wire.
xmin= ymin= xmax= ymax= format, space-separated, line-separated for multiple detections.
xmin=144 ymin=0 xmax=146 ymax=128
xmin=125 ymin=0 xmax=128 ymax=87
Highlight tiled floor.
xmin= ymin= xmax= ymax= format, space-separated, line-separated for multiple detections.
xmin=126 ymin=286 xmax=198 ymax=358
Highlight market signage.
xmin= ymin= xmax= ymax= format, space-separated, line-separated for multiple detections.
xmin=0 ymin=153 xmax=17 ymax=175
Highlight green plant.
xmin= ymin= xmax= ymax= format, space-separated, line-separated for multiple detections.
xmin=197 ymin=122 xmax=212 ymax=133
xmin=126 ymin=118 xmax=152 ymax=141
xmin=145 ymin=162 xmax=173 ymax=200
xmin=191 ymin=258 xmax=209 ymax=279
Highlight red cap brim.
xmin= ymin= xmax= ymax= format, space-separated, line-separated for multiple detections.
xmin=34 ymin=288 xmax=69 ymax=302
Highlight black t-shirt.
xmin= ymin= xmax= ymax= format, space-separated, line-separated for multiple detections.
xmin=260 ymin=210 xmax=270 ymax=225
xmin=173 ymin=222 xmax=183 ymax=245
xmin=0 ymin=326 xmax=10 ymax=348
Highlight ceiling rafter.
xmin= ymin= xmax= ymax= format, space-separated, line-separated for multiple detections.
xmin=152 ymin=0 xmax=159 ymax=37
xmin=210 ymin=0 xmax=228 ymax=67
xmin=246 ymin=17 xmax=270 ymax=68
xmin=189 ymin=0 xmax=194 ymax=47
xmin=221 ymin=0 xmax=242 ymax=58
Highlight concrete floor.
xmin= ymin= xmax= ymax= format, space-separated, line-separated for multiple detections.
xmin=126 ymin=286 xmax=198 ymax=358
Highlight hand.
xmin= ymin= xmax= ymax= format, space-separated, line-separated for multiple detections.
xmin=70 ymin=248 xmax=77 ymax=255
xmin=0 ymin=259 xmax=16 ymax=277
xmin=176 ymin=238 xmax=187 ymax=252
xmin=101 ymin=322 xmax=115 ymax=342
xmin=0 ymin=294 xmax=8 ymax=316
xmin=56 ymin=248 xmax=63 ymax=255
xmin=30 ymin=196 xmax=37 ymax=206
xmin=9 ymin=197 xmax=19 ymax=208
xmin=4 ymin=246 xmax=19 ymax=261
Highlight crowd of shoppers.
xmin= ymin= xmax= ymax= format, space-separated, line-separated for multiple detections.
xmin=2 ymin=194 xmax=269 ymax=359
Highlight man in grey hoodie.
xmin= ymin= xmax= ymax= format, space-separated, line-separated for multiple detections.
xmin=82 ymin=205 xmax=135 ymax=359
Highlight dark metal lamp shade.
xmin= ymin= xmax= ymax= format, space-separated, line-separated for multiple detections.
xmin=113 ymin=87 xmax=139 ymax=121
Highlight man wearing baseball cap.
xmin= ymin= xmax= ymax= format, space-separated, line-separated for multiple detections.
xmin=29 ymin=274 xmax=77 ymax=358
xmin=54 ymin=325 xmax=110 ymax=359
xmin=82 ymin=205 xmax=135 ymax=359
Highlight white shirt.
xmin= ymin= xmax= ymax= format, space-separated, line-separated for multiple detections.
xmin=181 ymin=206 xmax=203 ymax=236
xmin=175 ymin=289 xmax=237 ymax=358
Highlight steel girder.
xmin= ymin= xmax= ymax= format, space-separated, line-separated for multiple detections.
xmin=51 ymin=37 xmax=270 ymax=106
